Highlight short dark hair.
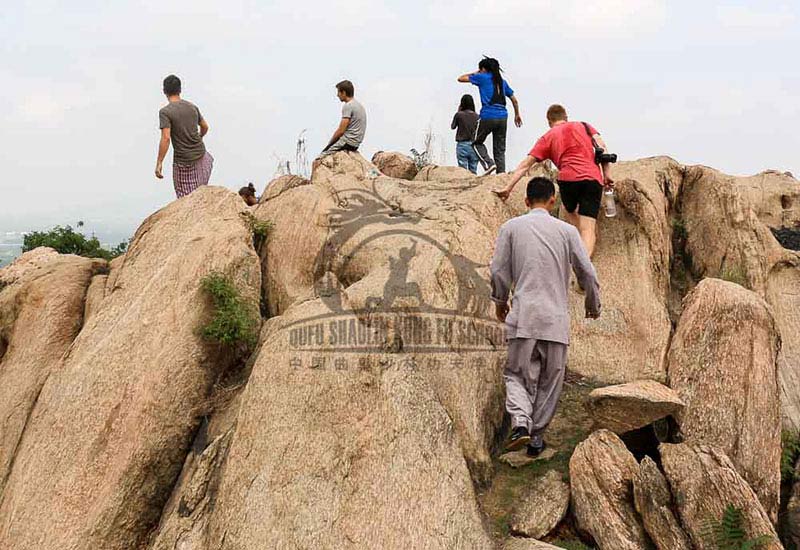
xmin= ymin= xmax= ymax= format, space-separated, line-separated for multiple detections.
xmin=336 ymin=80 xmax=354 ymax=97
xmin=526 ymin=177 xmax=555 ymax=203
xmin=163 ymin=74 xmax=181 ymax=96
xmin=546 ymin=104 xmax=567 ymax=124
xmin=238 ymin=183 xmax=256 ymax=198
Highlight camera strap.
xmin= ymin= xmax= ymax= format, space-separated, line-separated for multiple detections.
xmin=581 ymin=122 xmax=601 ymax=151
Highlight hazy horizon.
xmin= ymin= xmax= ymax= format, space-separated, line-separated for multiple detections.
xmin=2 ymin=1 xmax=799 ymax=238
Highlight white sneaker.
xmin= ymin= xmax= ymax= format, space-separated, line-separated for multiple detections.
xmin=483 ymin=165 xmax=497 ymax=176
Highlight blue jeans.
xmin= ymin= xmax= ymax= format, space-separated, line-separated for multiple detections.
xmin=456 ymin=141 xmax=479 ymax=174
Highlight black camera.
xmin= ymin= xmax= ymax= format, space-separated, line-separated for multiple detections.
xmin=594 ymin=148 xmax=618 ymax=164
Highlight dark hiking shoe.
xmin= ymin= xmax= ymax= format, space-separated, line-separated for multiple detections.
xmin=527 ymin=437 xmax=547 ymax=457
xmin=505 ymin=427 xmax=531 ymax=452
xmin=483 ymin=165 xmax=497 ymax=176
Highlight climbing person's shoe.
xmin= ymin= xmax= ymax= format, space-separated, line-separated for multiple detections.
xmin=483 ymin=165 xmax=497 ymax=176
xmin=505 ymin=426 xmax=531 ymax=452
xmin=527 ymin=434 xmax=547 ymax=457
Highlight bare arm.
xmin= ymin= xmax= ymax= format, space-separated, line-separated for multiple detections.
xmin=155 ymin=127 xmax=170 ymax=179
xmin=594 ymin=134 xmax=613 ymax=186
xmin=491 ymin=155 xmax=538 ymax=201
xmin=510 ymin=95 xmax=522 ymax=127
xmin=457 ymin=72 xmax=476 ymax=83
xmin=199 ymin=118 xmax=209 ymax=137
xmin=325 ymin=118 xmax=351 ymax=149
xmin=569 ymin=228 xmax=601 ymax=318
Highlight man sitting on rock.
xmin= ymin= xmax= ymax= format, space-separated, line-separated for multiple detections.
xmin=491 ymin=177 xmax=601 ymax=455
xmin=155 ymin=74 xmax=213 ymax=198
xmin=320 ymin=80 xmax=367 ymax=157
xmin=493 ymin=104 xmax=613 ymax=257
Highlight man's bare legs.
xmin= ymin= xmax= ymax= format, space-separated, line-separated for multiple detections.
xmin=564 ymin=210 xmax=597 ymax=257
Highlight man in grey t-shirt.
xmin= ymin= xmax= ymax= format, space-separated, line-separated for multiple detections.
xmin=155 ymin=74 xmax=214 ymax=198
xmin=321 ymin=80 xmax=366 ymax=156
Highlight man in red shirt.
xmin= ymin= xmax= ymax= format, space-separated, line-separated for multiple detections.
xmin=493 ymin=104 xmax=613 ymax=257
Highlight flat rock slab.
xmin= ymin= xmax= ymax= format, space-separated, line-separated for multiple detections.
xmin=586 ymin=380 xmax=685 ymax=434
xmin=504 ymin=537 xmax=562 ymax=549
xmin=499 ymin=447 xmax=557 ymax=468
xmin=510 ymin=470 xmax=570 ymax=539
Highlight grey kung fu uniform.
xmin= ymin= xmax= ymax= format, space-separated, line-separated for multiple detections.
xmin=490 ymin=208 xmax=601 ymax=435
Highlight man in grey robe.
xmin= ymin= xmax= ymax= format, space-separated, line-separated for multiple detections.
xmin=490 ymin=177 xmax=601 ymax=455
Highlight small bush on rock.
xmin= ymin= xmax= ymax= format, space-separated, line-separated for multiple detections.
xmin=200 ymin=272 xmax=258 ymax=350
xmin=781 ymin=430 xmax=800 ymax=482
xmin=23 ymin=224 xmax=127 ymax=260
xmin=702 ymin=504 xmax=770 ymax=550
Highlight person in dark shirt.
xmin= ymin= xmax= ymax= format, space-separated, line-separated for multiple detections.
xmin=458 ymin=57 xmax=522 ymax=175
xmin=451 ymin=94 xmax=480 ymax=174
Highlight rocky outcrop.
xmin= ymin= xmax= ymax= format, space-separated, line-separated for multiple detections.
xmin=565 ymin=157 xmax=680 ymax=383
xmin=413 ymin=164 xmax=473 ymax=181
xmin=767 ymin=259 xmax=800 ymax=432
xmin=371 ymin=151 xmax=418 ymax=180
xmin=0 ymin=251 xmax=105 ymax=494
xmin=586 ymin=380 xmax=685 ymax=434
xmin=259 ymin=174 xmax=310 ymax=203
xmin=202 ymin=301 xmax=495 ymax=549
xmin=569 ymin=430 xmax=649 ymax=549
xmin=667 ymin=278 xmax=781 ymax=521
xmin=510 ymin=470 xmax=570 ymax=539
xmin=504 ymin=538 xmax=563 ymax=550
xmin=660 ymin=443 xmax=782 ymax=550
xmin=632 ymin=456 xmax=691 ymax=550
xmin=0 ymin=187 xmax=262 ymax=550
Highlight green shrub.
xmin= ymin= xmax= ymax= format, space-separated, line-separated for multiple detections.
xmin=241 ymin=212 xmax=273 ymax=239
xmin=782 ymin=430 xmax=800 ymax=483
xmin=22 ymin=224 xmax=128 ymax=261
xmin=200 ymin=272 xmax=258 ymax=350
xmin=703 ymin=504 xmax=770 ymax=550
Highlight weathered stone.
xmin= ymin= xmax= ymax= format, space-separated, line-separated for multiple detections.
xmin=0 ymin=187 xmax=262 ymax=550
xmin=413 ymin=164 xmax=473 ymax=181
xmin=785 ymin=460 xmax=800 ymax=550
xmin=259 ymin=174 xmax=310 ymax=203
xmin=766 ymin=259 xmax=800 ymax=433
xmin=202 ymin=300 xmax=496 ymax=549
xmin=569 ymin=429 xmax=649 ymax=549
xmin=499 ymin=447 xmax=557 ymax=468
xmin=632 ymin=456 xmax=691 ymax=550
xmin=667 ymin=278 xmax=781 ymax=521
xmin=565 ymin=157 xmax=680 ymax=383
xmin=372 ymin=151 xmax=418 ymax=180
xmin=504 ymin=537 xmax=563 ymax=550
xmin=510 ymin=470 xmax=570 ymax=539
xmin=0 ymin=251 xmax=105 ymax=494
xmin=660 ymin=443 xmax=782 ymax=550
xmin=586 ymin=380 xmax=685 ymax=434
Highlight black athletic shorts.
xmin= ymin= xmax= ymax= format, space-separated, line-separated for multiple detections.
xmin=557 ymin=180 xmax=603 ymax=219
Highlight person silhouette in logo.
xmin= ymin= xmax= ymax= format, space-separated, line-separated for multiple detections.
xmin=379 ymin=240 xmax=422 ymax=309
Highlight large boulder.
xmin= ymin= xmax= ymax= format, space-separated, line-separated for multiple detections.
xmin=510 ymin=470 xmax=570 ymax=539
xmin=371 ymin=151 xmax=418 ymax=180
xmin=569 ymin=430 xmax=649 ymax=549
xmin=199 ymin=299 xmax=496 ymax=549
xmin=737 ymin=169 xmax=800 ymax=228
xmin=667 ymin=278 xmax=781 ymax=521
xmin=0 ymin=187 xmax=262 ymax=550
xmin=766 ymin=258 xmax=800 ymax=432
xmin=586 ymin=380 xmax=685 ymax=434
xmin=565 ymin=157 xmax=680 ymax=383
xmin=660 ymin=443 xmax=782 ymax=550
xmin=632 ymin=456 xmax=691 ymax=550
xmin=0 ymin=251 xmax=105 ymax=493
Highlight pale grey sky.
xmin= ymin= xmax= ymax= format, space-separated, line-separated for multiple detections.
xmin=1 ymin=0 xmax=798 ymax=235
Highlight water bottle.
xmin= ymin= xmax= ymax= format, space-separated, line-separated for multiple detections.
xmin=604 ymin=188 xmax=617 ymax=218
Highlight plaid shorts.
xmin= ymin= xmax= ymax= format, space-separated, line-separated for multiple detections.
xmin=173 ymin=151 xmax=214 ymax=198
